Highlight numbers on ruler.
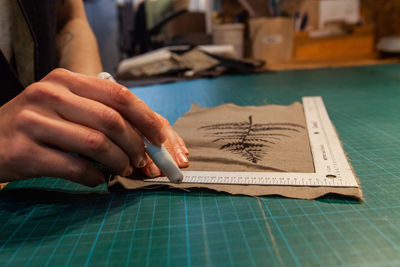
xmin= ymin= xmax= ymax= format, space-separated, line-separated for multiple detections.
xmin=185 ymin=175 xmax=327 ymax=186
xmin=145 ymin=174 xmax=355 ymax=187
xmin=142 ymin=97 xmax=358 ymax=188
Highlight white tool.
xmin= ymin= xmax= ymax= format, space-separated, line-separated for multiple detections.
xmin=97 ymin=72 xmax=184 ymax=183
xmin=143 ymin=96 xmax=358 ymax=188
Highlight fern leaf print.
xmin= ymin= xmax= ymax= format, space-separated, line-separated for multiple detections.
xmin=199 ymin=115 xmax=305 ymax=164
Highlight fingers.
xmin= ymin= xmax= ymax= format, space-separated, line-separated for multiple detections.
xmin=33 ymin=147 xmax=106 ymax=187
xmin=4 ymin=135 xmax=104 ymax=187
xmin=142 ymin=128 xmax=189 ymax=178
xmin=16 ymin=110 xmax=133 ymax=177
xmin=42 ymin=89 xmax=147 ymax=168
xmin=29 ymin=69 xmax=189 ymax=182
xmin=164 ymin=139 xmax=189 ymax=168
xmin=178 ymin=135 xmax=189 ymax=155
xmin=156 ymin=113 xmax=189 ymax=156
xmin=41 ymin=69 xmax=166 ymax=146
xmin=141 ymin=155 xmax=161 ymax=178
xmin=142 ymin=140 xmax=189 ymax=178
xmin=161 ymin=119 xmax=189 ymax=167
xmin=141 ymin=115 xmax=189 ymax=178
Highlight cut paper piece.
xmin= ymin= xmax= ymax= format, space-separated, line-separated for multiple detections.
xmin=109 ymin=102 xmax=362 ymax=200
xmin=171 ymin=102 xmax=314 ymax=173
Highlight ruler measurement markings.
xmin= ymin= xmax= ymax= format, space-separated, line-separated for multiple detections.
xmin=144 ymin=97 xmax=359 ymax=188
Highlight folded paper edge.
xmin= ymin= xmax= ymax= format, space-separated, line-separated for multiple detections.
xmin=108 ymin=176 xmax=363 ymax=201
xmin=107 ymin=101 xmax=363 ymax=201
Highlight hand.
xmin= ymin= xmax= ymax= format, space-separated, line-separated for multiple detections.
xmin=0 ymin=69 xmax=187 ymax=186
xmin=141 ymin=114 xmax=189 ymax=177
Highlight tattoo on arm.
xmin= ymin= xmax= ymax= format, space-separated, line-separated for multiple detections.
xmin=58 ymin=31 xmax=74 ymax=49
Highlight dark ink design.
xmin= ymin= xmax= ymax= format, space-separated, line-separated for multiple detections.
xmin=58 ymin=31 xmax=74 ymax=48
xmin=199 ymin=115 xmax=304 ymax=164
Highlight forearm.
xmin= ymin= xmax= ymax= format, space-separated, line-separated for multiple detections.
xmin=57 ymin=6 xmax=102 ymax=76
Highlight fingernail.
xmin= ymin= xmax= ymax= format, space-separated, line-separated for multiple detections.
xmin=182 ymin=146 xmax=189 ymax=155
xmin=149 ymin=163 xmax=161 ymax=177
xmin=157 ymin=131 xmax=167 ymax=144
xmin=123 ymin=165 xmax=133 ymax=177
xmin=177 ymin=153 xmax=188 ymax=165
xmin=137 ymin=158 xmax=147 ymax=168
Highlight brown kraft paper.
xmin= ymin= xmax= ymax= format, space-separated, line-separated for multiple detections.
xmin=109 ymin=102 xmax=362 ymax=200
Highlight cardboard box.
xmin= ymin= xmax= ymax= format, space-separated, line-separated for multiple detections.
xmin=173 ymin=0 xmax=190 ymax=10
xmin=166 ymin=12 xmax=205 ymax=39
xmin=249 ymin=17 xmax=294 ymax=62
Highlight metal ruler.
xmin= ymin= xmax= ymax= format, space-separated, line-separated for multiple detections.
xmin=144 ymin=97 xmax=359 ymax=187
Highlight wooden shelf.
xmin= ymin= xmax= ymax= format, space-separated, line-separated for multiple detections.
xmin=265 ymin=54 xmax=400 ymax=71
xmin=293 ymin=25 xmax=375 ymax=61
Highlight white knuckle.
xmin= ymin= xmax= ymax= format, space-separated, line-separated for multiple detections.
xmin=24 ymin=83 xmax=62 ymax=104
xmin=131 ymin=98 xmax=151 ymax=114
xmin=67 ymin=162 xmax=87 ymax=179
xmin=100 ymin=108 xmax=125 ymax=132
xmin=48 ymin=68 xmax=70 ymax=78
xmin=143 ymin=113 xmax=163 ymax=132
xmin=84 ymin=131 xmax=110 ymax=154
xmin=39 ymin=68 xmax=73 ymax=88
xmin=113 ymin=86 xmax=132 ymax=106
xmin=157 ymin=114 xmax=170 ymax=125
xmin=24 ymin=83 xmax=45 ymax=101
xmin=5 ymin=137 xmax=30 ymax=170
xmin=14 ymin=110 xmax=40 ymax=130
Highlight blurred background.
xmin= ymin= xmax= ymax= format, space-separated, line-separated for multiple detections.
xmin=84 ymin=0 xmax=400 ymax=85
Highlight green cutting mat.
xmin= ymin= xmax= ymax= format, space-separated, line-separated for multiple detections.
xmin=1 ymin=64 xmax=400 ymax=266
